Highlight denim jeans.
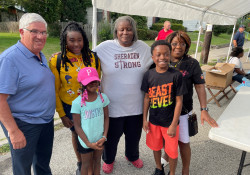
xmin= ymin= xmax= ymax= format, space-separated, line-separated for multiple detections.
xmin=232 ymin=74 xmax=244 ymax=83
xmin=0 ymin=119 xmax=54 ymax=175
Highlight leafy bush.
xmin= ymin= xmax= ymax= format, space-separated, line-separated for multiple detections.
xmin=151 ymin=23 xmax=163 ymax=31
xmin=147 ymin=30 xmax=158 ymax=40
xmin=171 ymin=24 xmax=185 ymax=31
xmin=213 ymin=25 xmax=233 ymax=36
xmin=48 ymin=22 xmax=61 ymax=37
xmin=151 ymin=23 xmax=185 ymax=32
xmin=137 ymin=28 xmax=148 ymax=40
xmin=157 ymin=18 xmax=183 ymax=24
xmin=98 ymin=22 xmax=112 ymax=42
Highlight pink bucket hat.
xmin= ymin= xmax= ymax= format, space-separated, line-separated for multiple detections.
xmin=77 ymin=67 xmax=100 ymax=86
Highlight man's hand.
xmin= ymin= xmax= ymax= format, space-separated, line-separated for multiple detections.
xmin=9 ymin=129 xmax=26 ymax=149
xmin=201 ymin=111 xmax=218 ymax=127
xmin=49 ymin=51 xmax=61 ymax=61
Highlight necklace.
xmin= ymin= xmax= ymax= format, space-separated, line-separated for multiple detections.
xmin=170 ymin=57 xmax=183 ymax=68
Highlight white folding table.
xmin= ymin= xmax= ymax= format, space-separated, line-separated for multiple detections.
xmin=209 ymin=86 xmax=250 ymax=175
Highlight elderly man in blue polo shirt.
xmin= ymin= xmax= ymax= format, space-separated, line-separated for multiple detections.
xmin=0 ymin=13 xmax=55 ymax=175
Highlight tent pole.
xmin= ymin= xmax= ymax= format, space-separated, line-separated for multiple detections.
xmin=92 ymin=0 xmax=97 ymax=49
xmin=195 ymin=21 xmax=202 ymax=60
xmin=226 ymin=22 xmax=236 ymax=62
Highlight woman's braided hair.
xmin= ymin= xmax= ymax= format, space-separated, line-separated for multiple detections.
xmin=60 ymin=21 xmax=92 ymax=71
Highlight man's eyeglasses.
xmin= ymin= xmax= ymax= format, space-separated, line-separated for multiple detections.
xmin=171 ymin=43 xmax=186 ymax=47
xmin=23 ymin=28 xmax=47 ymax=36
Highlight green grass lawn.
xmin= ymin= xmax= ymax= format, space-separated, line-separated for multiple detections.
xmin=0 ymin=32 xmax=232 ymax=61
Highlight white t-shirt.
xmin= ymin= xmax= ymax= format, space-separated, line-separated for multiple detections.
xmin=229 ymin=57 xmax=243 ymax=76
xmin=94 ymin=39 xmax=153 ymax=117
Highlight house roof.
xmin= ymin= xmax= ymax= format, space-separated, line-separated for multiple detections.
xmin=94 ymin=0 xmax=250 ymax=25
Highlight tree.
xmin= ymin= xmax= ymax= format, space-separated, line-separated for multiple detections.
xmin=9 ymin=0 xmax=92 ymax=23
xmin=16 ymin=0 xmax=59 ymax=23
xmin=59 ymin=0 xmax=89 ymax=23
xmin=110 ymin=12 xmax=148 ymax=29
xmin=0 ymin=0 xmax=17 ymax=10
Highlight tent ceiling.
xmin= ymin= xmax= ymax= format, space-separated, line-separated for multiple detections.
xmin=94 ymin=0 xmax=250 ymax=25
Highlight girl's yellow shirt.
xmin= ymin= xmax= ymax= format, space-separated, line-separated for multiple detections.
xmin=49 ymin=51 xmax=101 ymax=117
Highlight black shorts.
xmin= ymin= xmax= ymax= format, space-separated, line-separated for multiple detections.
xmin=77 ymin=138 xmax=94 ymax=154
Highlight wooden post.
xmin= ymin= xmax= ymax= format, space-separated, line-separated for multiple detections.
xmin=200 ymin=24 xmax=213 ymax=64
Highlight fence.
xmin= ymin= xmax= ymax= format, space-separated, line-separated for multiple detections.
xmin=0 ymin=22 xmax=112 ymax=41
xmin=0 ymin=22 xmax=19 ymax=33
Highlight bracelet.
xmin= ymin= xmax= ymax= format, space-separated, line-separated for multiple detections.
xmin=200 ymin=107 xmax=209 ymax=111
xmin=102 ymin=136 xmax=107 ymax=141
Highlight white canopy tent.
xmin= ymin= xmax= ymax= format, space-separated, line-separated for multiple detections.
xmin=92 ymin=0 xmax=250 ymax=60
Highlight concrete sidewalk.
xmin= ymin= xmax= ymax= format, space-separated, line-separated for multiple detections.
xmin=1 ymin=42 xmax=250 ymax=175
xmin=191 ymin=41 xmax=250 ymax=69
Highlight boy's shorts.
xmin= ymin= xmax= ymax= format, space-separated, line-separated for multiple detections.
xmin=146 ymin=122 xmax=179 ymax=159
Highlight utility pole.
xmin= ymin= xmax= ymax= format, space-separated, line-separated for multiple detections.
xmin=200 ymin=24 xmax=213 ymax=64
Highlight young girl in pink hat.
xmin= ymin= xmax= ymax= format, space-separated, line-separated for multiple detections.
xmin=71 ymin=67 xmax=110 ymax=175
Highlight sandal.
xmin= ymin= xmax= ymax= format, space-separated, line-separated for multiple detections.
xmin=102 ymin=162 xmax=114 ymax=174
xmin=125 ymin=157 xmax=143 ymax=168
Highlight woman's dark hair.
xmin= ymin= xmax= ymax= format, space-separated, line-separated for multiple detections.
xmin=230 ymin=47 xmax=244 ymax=57
xmin=166 ymin=31 xmax=191 ymax=56
xmin=151 ymin=40 xmax=172 ymax=54
xmin=60 ymin=21 xmax=92 ymax=71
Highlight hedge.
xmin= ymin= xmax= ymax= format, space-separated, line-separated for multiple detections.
xmin=151 ymin=23 xmax=185 ymax=32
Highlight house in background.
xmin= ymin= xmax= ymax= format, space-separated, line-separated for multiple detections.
xmin=182 ymin=20 xmax=206 ymax=31
xmin=0 ymin=6 xmax=25 ymax=22
xmin=86 ymin=7 xmax=110 ymax=25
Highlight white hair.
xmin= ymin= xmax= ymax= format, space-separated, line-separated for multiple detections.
xmin=113 ymin=16 xmax=138 ymax=42
xmin=19 ymin=13 xmax=47 ymax=29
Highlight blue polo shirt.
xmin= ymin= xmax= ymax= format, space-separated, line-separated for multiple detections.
xmin=233 ymin=31 xmax=245 ymax=47
xmin=0 ymin=41 xmax=56 ymax=124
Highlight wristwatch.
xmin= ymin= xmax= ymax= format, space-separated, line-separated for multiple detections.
xmin=200 ymin=107 xmax=209 ymax=111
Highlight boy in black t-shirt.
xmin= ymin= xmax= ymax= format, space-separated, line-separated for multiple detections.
xmin=141 ymin=40 xmax=185 ymax=175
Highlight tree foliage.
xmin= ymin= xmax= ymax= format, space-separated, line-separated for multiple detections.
xmin=4 ymin=0 xmax=91 ymax=23
xmin=110 ymin=12 xmax=148 ymax=29
xmin=59 ymin=0 xmax=87 ymax=23
xmin=18 ymin=0 xmax=59 ymax=23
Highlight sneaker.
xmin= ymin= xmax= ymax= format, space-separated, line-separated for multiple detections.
xmin=152 ymin=165 xmax=165 ymax=175
xmin=161 ymin=157 xmax=169 ymax=167
xmin=125 ymin=157 xmax=143 ymax=168
xmin=76 ymin=162 xmax=82 ymax=175
xmin=102 ymin=162 xmax=114 ymax=174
